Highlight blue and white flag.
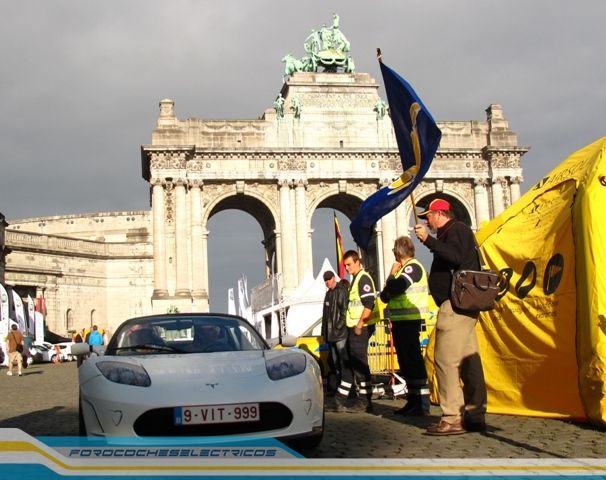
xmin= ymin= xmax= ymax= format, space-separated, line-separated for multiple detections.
xmin=350 ymin=60 xmax=442 ymax=249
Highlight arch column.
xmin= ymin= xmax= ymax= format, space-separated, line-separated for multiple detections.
xmin=374 ymin=222 xmax=385 ymax=287
xmin=394 ymin=201 xmax=409 ymax=238
xmin=380 ymin=208 xmax=397 ymax=284
xmin=152 ymin=178 xmax=168 ymax=298
xmin=510 ymin=176 xmax=522 ymax=203
xmin=174 ymin=178 xmax=190 ymax=297
xmin=474 ymin=179 xmax=491 ymax=228
xmin=190 ymin=180 xmax=207 ymax=300
xmin=279 ymin=180 xmax=297 ymax=295
xmin=491 ymin=177 xmax=505 ymax=217
xmin=294 ymin=180 xmax=310 ymax=281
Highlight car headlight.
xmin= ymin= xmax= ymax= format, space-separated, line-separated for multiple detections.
xmin=266 ymin=352 xmax=307 ymax=381
xmin=96 ymin=361 xmax=151 ymax=387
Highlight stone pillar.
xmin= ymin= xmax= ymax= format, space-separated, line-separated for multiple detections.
xmin=394 ymin=201 xmax=409 ymax=237
xmin=380 ymin=209 xmax=397 ymax=281
xmin=152 ymin=178 xmax=168 ymax=297
xmin=174 ymin=179 xmax=190 ymax=297
xmin=294 ymin=180 xmax=310 ymax=282
xmin=374 ymin=222 xmax=385 ymax=287
xmin=190 ymin=180 xmax=206 ymax=299
xmin=279 ymin=180 xmax=296 ymax=295
xmin=510 ymin=176 xmax=522 ymax=204
xmin=474 ymin=179 xmax=491 ymax=227
xmin=491 ymin=177 xmax=505 ymax=217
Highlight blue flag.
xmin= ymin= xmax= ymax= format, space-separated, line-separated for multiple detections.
xmin=350 ymin=61 xmax=442 ymax=249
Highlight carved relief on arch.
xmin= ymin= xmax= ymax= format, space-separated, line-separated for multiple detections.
xmin=278 ymin=158 xmax=307 ymax=171
xmin=163 ymin=181 xmax=175 ymax=225
xmin=378 ymin=155 xmax=401 ymax=170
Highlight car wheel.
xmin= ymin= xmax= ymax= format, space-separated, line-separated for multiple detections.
xmin=78 ymin=395 xmax=87 ymax=436
xmin=287 ymin=412 xmax=324 ymax=451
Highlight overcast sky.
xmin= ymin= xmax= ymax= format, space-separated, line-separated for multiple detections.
xmin=2 ymin=1 xmax=605 ymax=311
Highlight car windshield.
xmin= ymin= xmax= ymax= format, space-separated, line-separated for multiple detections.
xmin=106 ymin=315 xmax=268 ymax=356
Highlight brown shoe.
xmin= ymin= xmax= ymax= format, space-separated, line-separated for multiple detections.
xmin=425 ymin=419 xmax=466 ymax=435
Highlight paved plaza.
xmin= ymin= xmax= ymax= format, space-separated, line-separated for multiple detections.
xmin=0 ymin=361 xmax=604 ymax=458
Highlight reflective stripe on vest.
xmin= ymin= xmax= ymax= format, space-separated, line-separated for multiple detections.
xmin=346 ymin=270 xmax=376 ymax=328
xmin=388 ymin=258 xmax=430 ymax=321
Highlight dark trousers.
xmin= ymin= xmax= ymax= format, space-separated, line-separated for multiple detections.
xmin=337 ymin=326 xmax=374 ymax=401
xmin=391 ymin=320 xmax=428 ymax=394
xmin=327 ymin=338 xmax=348 ymax=395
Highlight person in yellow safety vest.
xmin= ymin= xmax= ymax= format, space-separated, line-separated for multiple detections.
xmin=379 ymin=236 xmax=431 ymax=416
xmin=333 ymin=250 xmax=377 ymax=414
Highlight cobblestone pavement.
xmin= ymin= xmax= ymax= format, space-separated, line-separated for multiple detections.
xmin=1 ymin=362 xmax=605 ymax=458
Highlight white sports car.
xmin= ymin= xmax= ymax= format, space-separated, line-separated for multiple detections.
xmin=75 ymin=313 xmax=324 ymax=449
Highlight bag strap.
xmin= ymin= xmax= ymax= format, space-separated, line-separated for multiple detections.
xmin=454 ymin=221 xmax=487 ymax=270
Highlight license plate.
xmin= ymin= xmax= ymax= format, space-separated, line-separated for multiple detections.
xmin=174 ymin=403 xmax=260 ymax=425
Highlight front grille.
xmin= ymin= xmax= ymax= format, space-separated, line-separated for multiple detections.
xmin=133 ymin=402 xmax=293 ymax=436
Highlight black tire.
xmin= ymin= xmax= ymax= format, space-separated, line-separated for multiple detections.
xmin=78 ymin=395 xmax=87 ymax=436
xmin=287 ymin=411 xmax=324 ymax=452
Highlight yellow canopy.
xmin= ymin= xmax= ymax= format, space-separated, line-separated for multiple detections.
xmin=475 ymin=136 xmax=606 ymax=424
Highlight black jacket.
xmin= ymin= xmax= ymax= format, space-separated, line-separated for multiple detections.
xmin=321 ymin=282 xmax=348 ymax=342
xmin=423 ymin=219 xmax=480 ymax=305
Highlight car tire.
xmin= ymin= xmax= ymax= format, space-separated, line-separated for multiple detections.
xmin=287 ymin=412 xmax=324 ymax=451
xmin=78 ymin=395 xmax=87 ymax=436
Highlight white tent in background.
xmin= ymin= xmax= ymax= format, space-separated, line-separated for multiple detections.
xmin=227 ymin=288 xmax=236 ymax=315
xmin=285 ymin=258 xmax=339 ymax=337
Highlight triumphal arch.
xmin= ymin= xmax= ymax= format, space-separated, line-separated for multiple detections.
xmin=4 ymin=15 xmax=527 ymax=335
xmin=140 ymin=16 xmax=527 ymax=315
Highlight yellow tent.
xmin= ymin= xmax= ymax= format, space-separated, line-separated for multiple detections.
xmin=475 ymin=136 xmax=606 ymax=424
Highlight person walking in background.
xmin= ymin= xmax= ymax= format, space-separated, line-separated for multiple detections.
xmin=73 ymin=330 xmax=83 ymax=343
xmin=333 ymin=250 xmax=377 ymax=413
xmin=53 ymin=344 xmax=62 ymax=364
xmin=379 ymin=236 xmax=431 ymax=416
xmin=321 ymin=270 xmax=349 ymax=408
xmin=414 ymin=198 xmax=487 ymax=435
xmin=5 ymin=324 xmax=24 ymax=376
xmin=88 ymin=325 xmax=103 ymax=346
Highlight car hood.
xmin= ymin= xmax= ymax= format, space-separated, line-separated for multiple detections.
xmin=80 ymin=349 xmax=310 ymax=403
xmin=86 ymin=349 xmax=301 ymax=384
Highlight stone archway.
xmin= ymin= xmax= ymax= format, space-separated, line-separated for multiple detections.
xmin=141 ymin=72 xmax=527 ymax=313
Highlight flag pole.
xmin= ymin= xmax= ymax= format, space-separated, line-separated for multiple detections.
xmin=410 ymin=191 xmax=420 ymax=225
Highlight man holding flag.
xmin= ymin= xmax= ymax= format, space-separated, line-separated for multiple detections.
xmin=350 ymin=51 xmax=442 ymax=250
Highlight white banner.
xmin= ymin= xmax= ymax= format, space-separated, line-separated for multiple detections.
xmin=27 ymin=295 xmax=36 ymax=336
xmin=0 ymin=284 xmax=9 ymax=366
xmin=227 ymin=288 xmax=236 ymax=315
xmin=35 ymin=311 xmax=45 ymax=344
xmin=12 ymin=289 xmax=25 ymax=333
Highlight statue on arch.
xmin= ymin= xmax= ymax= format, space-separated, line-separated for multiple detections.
xmin=274 ymin=93 xmax=285 ymax=119
xmin=283 ymin=13 xmax=355 ymax=77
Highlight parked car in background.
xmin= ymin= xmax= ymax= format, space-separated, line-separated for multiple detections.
xmin=52 ymin=342 xmax=75 ymax=362
xmin=30 ymin=344 xmax=53 ymax=363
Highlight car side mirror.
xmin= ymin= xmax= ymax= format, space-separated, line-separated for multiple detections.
xmin=280 ymin=335 xmax=297 ymax=347
xmin=70 ymin=342 xmax=91 ymax=356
